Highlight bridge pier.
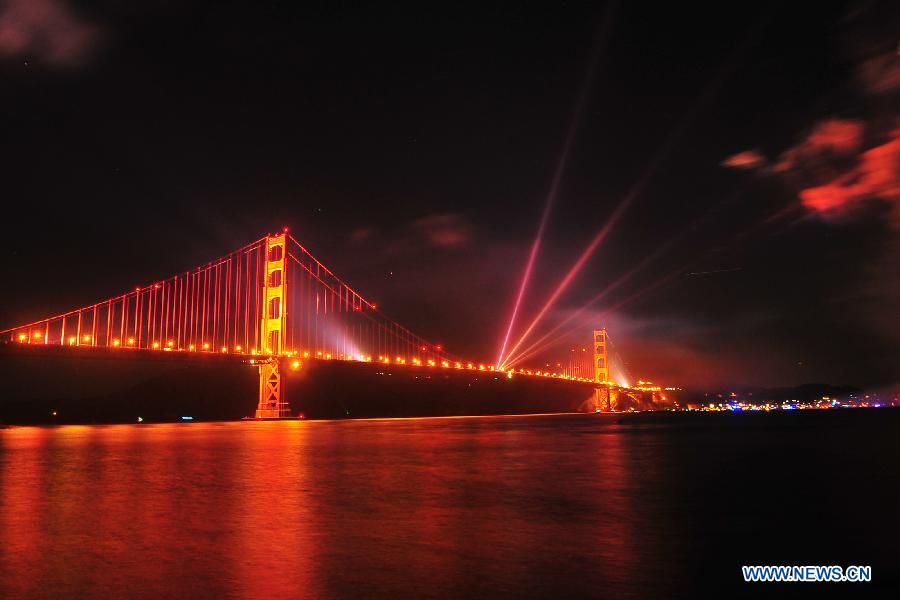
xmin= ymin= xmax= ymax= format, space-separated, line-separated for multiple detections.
xmin=593 ymin=385 xmax=618 ymax=412
xmin=255 ymin=358 xmax=291 ymax=418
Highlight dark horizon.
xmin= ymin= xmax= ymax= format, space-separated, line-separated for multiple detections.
xmin=1 ymin=1 xmax=897 ymax=391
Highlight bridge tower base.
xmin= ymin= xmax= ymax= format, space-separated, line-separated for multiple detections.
xmin=255 ymin=358 xmax=291 ymax=418
xmin=593 ymin=385 xmax=618 ymax=412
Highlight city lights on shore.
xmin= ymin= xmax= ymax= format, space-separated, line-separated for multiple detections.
xmin=676 ymin=396 xmax=889 ymax=412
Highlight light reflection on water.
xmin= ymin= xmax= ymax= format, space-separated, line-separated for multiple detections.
xmin=1 ymin=411 xmax=898 ymax=598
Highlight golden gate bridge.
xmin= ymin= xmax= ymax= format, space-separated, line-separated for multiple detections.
xmin=0 ymin=229 xmax=646 ymax=418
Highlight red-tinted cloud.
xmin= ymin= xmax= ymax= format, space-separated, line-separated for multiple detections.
xmin=799 ymin=127 xmax=900 ymax=218
xmin=774 ymin=118 xmax=864 ymax=172
xmin=721 ymin=149 xmax=766 ymax=170
xmin=725 ymin=116 xmax=900 ymax=225
xmin=723 ymin=35 xmax=900 ymax=225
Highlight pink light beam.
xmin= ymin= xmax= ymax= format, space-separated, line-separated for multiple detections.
xmin=499 ymin=37 xmax=747 ymax=369
xmin=495 ymin=10 xmax=616 ymax=368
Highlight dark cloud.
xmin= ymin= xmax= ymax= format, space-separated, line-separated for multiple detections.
xmin=409 ymin=214 xmax=473 ymax=249
xmin=348 ymin=227 xmax=375 ymax=244
xmin=857 ymin=48 xmax=900 ymax=97
xmin=345 ymin=214 xmax=474 ymax=253
xmin=0 ymin=0 xmax=100 ymax=67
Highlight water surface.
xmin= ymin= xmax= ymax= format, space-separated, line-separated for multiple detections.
xmin=1 ymin=410 xmax=898 ymax=598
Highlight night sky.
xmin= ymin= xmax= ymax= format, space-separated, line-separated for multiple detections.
xmin=1 ymin=1 xmax=897 ymax=390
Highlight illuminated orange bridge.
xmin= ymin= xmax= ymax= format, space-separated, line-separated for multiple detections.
xmin=1 ymin=230 xmax=633 ymax=418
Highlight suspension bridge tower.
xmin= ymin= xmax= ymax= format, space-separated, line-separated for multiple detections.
xmin=593 ymin=328 xmax=608 ymax=383
xmin=593 ymin=327 xmax=617 ymax=411
xmin=255 ymin=232 xmax=291 ymax=418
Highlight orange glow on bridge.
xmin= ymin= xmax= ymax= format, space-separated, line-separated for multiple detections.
xmin=0 ymin=230 xmax=640 ymax=420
